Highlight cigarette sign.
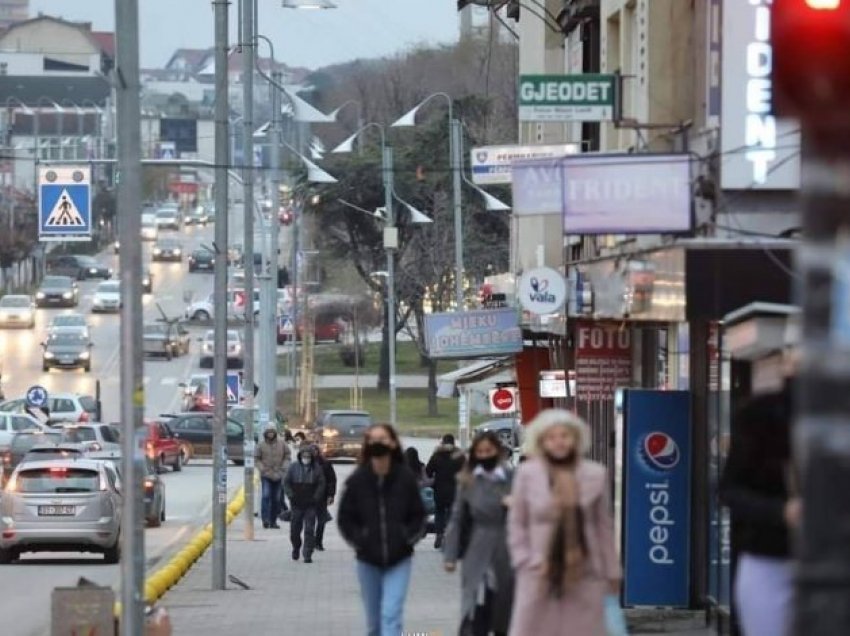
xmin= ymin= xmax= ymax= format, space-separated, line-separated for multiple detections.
xmin=519 ymin=74 xmax=616 ymax=122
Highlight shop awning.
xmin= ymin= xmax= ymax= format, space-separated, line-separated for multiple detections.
xmin=437 ymin=358 xmax=514 ymax=398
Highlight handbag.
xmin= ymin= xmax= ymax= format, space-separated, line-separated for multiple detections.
xmin=604 ymin=595 xmax=628 ymax=636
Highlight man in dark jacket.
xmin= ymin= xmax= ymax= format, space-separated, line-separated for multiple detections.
xmin=426 ymin=434 xmax=465 ymax=548
xmin=284 ymin=444 xmax=326 ymax=563
xmin=312 ymin=444 xmax=337 ymax=551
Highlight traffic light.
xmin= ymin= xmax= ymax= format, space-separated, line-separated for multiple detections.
xmin=772 ymin=0 xmax=850 ymax=120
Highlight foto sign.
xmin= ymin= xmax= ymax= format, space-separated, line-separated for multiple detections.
xmin=519 ymin=74 xmax=616 ymax=122
xmin=424 ymin=308 xmax=523 ymax=359
xmin=518 ymin=267 xmax=566 ymax=315
xmin=471 ymin=143 xmax=579 ymax=185
xmin=38 ymin=166 xmax=92 ymax=242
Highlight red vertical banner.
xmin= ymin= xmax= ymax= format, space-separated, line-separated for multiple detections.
xmin=574 ymin=321 xmax=632 ymax=401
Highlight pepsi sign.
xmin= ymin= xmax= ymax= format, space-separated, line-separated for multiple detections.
xmin=622 ymin=390 xmax=691 ymax=607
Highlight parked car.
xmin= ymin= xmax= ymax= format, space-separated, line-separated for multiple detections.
xmin=188 ymin=249 xmax=215 ymax=272
xmin=0 ymin=458 xmax=123 ymax=563
xmin=0 ymin=294 xmax=35 ymax=329
xmin=474 ymin=417 xmax=523 ymax=451
xmin=141 ymin=213 xmax=158 ymax=241
xmin=277 ymin=316 xmax=345 ymax=344
xmin=143 ymin=322 xmax=191 ymax=359
xmin=47 ymin=313 xmax=90 ymax=339
xmin=162 ymin=412 xmax=246 ymax=465
xmin=0 ymin=393 xmax=97 ymax=424
xmin=313 ymin=410 xmax=373 ymax=460
xmin=58 ymin=423 xmax=122 ymax=458
xmin=152 ymin=238 xmax=183 ymax=262
xmin=145 ymin=420 xmax=183 ymax=471
xmin=46 ymin=255 xmax=111 ymax=280
xmin=184 ymin=206 xmax=209 ymax=226
xmin=143 ymin=456 xmax=166 ymax=527
xmin=199 ymin=329 xmax=244 ymax=369
xmin=91 ymin=281 xmax=121 ymax=313
xmin=185 ymin=289 xmax=260 ymax=322
xmin=42 ymin=328 xmax=94 ymax=372
xmin=155 ymin=209 xmax=180 ymax=231
xmin=35 ymin=276 xmax=79 ymax=308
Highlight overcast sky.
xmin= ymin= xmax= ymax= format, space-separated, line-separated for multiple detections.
xmin=29 ymin=0 xmax=459 ymax=70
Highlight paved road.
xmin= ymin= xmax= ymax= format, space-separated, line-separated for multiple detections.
xmin=0 ymin=200 xmax=265 ymax=635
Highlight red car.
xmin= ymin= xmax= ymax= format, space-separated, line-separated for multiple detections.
xmin=145 ymin=421 xmax=184 ymax=472
xmin=277 ymin=318 xmax=344 ymax=344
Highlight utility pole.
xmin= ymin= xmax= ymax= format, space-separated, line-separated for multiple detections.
xmin=382 ymin=145 xmax=397 ymax=427
xmin=211 ymin=0 xmax=229 ymax=590
xmin=113 ymin=0 xmax=144 ymax=631
xmin=240 ymin=0 xmax=256 ymax=541
xmin=450 ymin=117 xmax=464 ymax=311
xmin=290 ymin=188 xmax=299 ymax=399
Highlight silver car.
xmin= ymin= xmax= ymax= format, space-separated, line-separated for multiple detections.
xmin=0 ymin=458 xmax=122 ymax=563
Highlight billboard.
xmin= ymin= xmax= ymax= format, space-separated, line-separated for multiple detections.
xmin=159 ymin=118 xmax=198 ymax=153
xmin=720 ymin=0 xmax=800 ymax=190
xmin=424 ymin=308 xmax=523 ymax=359
xmin=471 ymin=143 xmax=579 ymax=185
xmin=511 ymin=158 xmax=562 ymax=216
xmin=519 ymin=74 xmax=616 ymax=122
xmin=560 ymin=154 xmax=692 ymax=234
xmin=621 ymin=390 xmax=692 ymax=607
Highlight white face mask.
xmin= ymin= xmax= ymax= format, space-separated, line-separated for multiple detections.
xmin=299 ymin=456 xmax=311 ymax=465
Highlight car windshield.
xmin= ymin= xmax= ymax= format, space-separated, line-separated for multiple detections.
xmin=26 ymin=447 xmax=83 ymax=459
xmin=77 ymin=256 xmax=97 ymax=266
xmin=142 ymin=215 xmax=156 ymax=226
xmin=52 ymin=315 xmax=85 ymax=327
xmin=144 ymin=324 xmax=167 ymax=335
xmin=329 ymin=414 xmax=372 ymax=430
xmin=16 ymin=467 xmax=100 ymax=493
xmin=0 ymin=296 xmax=30 ymax=307
xmin=48 ymin=333 xmax=87 ymax=346
xmin=60 ymin=428 xmax=97 ymax=443
xmin=97 ymin=282 xmax=119 ymax=294
xmin=42 ymin=276 xmax=70 ymax=289
xmin=12 ymin=433 xmax=60 ymax=451
xmin=227 ymin=332 xmax=239 ymax=342
xmin=156 ymin=211 xmax=176 ymax=218
xmin=158 ymin=240 xmax=180 ymax=248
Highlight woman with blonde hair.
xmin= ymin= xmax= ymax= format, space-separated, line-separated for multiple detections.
xmin=507 ymin=409 xmax=620 ymax=635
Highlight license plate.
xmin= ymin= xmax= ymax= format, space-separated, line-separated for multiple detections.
xmin=38 ymin=505 xmax=75 ymax=516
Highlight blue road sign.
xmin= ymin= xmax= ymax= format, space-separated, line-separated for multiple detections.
xmin=38 ymin=166 xmax=92 ymax=241
xmin=26 ymin=385 xmax=49 ymax=408
xmin=207 ymin=372 xmax=242 ymax=406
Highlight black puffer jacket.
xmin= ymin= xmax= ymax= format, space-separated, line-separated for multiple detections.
xmin=338 ymin=462 xmax=427 ymax=568
xmin=426 ymin=444 xmax=465 ymax=504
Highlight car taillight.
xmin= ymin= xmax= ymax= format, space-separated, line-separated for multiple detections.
xmin=49 ymin=466 xmax=67 ymax=474
xmin=99 ymin=472 xmax=109 ymax=491
xmin=146 ymin=442 xmax=154 ymax=457
xmin=144 ymin=479 xmax=154 ymax=492
xmin=79 ymin=411 xmax=90 ymax=422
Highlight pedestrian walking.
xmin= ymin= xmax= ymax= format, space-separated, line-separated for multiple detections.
xmin=721 ymin=371 xmax=798 ymax=636
xmin=404 ymin=447 xmax=427 ymax=486
xmin=507 ymin=409 xmax=620 ymax=636
xmin=254 ymin=426 xmax=291 ymax=529
xmin=426 ymin=433 xmax=465 ymax=549
xmin=338 ymin=423 xmax=427 ymax=636
xmin=284 ymin=444 xmax=325 ymax=563
xmin=313 ymin=444 xmax=337 ymax=552
xmin=279 ymin=429 xmax=296 ymax=515
xmin=443 ymin=431 xmax=515 ymax=636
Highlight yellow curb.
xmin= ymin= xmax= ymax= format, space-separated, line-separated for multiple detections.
xmin=114 ymin=484 xmax=247 ymax=617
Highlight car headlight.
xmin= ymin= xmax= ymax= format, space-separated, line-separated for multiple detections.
xmin=89 ymin=268 xmax=98 ymax=274
xmin=142 ymin=278 xmax=150 ymax=286
xmin=174 ymin=249 xmax=182 ymax=256
xmin=80 ymin=351 xmax=90 ymax=360
xmin=44 ymin=352 xmax=55 ymax=359
xmin=62 ymin=292 xmax=73 ymax=299
xmin=153 ymin=248 xmax=161 ymax=255
xmin=233 ymin=345 xmax=242 ymax=353
xmin=36 ymin=292 xmax=45 ymax=299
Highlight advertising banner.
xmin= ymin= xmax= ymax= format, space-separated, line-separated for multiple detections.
xmin=574 ymin=321 xmax=632 ymax=402
xmin=519 ymin=74 xmax=616 ymax=122
xmin=511 ymin=158 xmax=562 ymax=216
xmin=560 ymin=154 xmax=692 ymax=234
xmin=517 ymin=266 xmax=567 ymax=315
xmin=622 ymin=390 xmax=692 ymax=607
xmin=471 ymin=143 xmax=579 ymax=185
xmin=424 ymin=308 xmax=523 ymax=359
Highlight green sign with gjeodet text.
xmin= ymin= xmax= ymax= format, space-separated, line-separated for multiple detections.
xmin=519 ymin=74 xmax=616 ymax=123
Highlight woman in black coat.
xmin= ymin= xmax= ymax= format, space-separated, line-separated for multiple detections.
xmin=338 ymin=424 xmax=426 ymax=636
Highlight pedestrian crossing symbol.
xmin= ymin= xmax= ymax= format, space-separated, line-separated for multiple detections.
xmin=207 ymin=372 xmax=242 ymax=406
xmin=38 ymin=166 xmax=91 ymax=242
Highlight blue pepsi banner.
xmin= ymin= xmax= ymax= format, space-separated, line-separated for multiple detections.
xmin=622 ymin=389 xmax=692 ymax=607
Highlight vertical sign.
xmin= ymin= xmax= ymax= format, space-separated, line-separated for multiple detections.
xmin=574 ymin=321 xmax=632 ymax=401
xmin=38 ymin=166 xmax=92 ymax=242
xmin=622 ymin=389 xmax=692 ymax=607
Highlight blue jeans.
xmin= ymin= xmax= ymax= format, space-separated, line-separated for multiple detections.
xmin=356 ymin=558 xmax=413 ymax=636
xmin=260 ymin=477 xmax=282 ymax=525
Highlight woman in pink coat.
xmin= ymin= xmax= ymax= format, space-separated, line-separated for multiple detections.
xmin=507 ymin=409 xmax=621 ymax=635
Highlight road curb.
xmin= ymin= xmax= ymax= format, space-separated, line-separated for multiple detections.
xmin=114 ymin=482 xmax=247 ymax=615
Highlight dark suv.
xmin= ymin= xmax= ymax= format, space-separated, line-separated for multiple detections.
xmin=46 ymin=255 xmax=111 ymax=280
xmin=35 ymin=276 xmax=79 ymax=308
xmin=313 ymin=410 xmax=373 ymax=460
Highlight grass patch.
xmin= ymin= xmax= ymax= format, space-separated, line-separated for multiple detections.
xmin=276 ymin=387 xmax=484 ymax=437
xmin=278 ymin=340 xmax=456 ymax=376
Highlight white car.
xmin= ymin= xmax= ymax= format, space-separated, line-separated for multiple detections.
xmin=155 ymin=209 xmax=180 ymax=230
xmin=0 ymin=412 xmax=48 ymax=447
xmin=0 ymin=393 xmax=98 ymax=425
xmin=47 ymin=313 xmax=90 ymax=339
xmin=141 ymin=213 xmax=158 ymax=241
xmin=58 ymin=423 xmax=122 ymax=458
xmin=185 ymin=289 xmax=260 ymax=322
xmin=91 ymin=281 xmax=121 ymax=313
xmin=199 ymin=329 xmax=244 ymax=369
xmin=0 ymin=295 xmax=35 ymax=329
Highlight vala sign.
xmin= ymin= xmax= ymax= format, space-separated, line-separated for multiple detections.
xmin=518 ymin=267 xmax=566 ymax=315
xmin=38 ymin=166 xmax=92 ymax=242
xmin=519 ymin=74 xmax=616 ymax=122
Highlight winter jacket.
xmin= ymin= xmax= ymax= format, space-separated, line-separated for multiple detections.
xmin=254 ymin=437 xmax=291 ymax=482
xmin=320 ymin=458 xmax=337 ymax=501
xmin=338 ymin=461 xmax=427 ymax=568
xmin=284 ymin=459 xmax=326 ymax=509
xmin=426 ymin=444 xmax=465 ymax=504
xmin=720 ymin=384 xmax=792 ymax=558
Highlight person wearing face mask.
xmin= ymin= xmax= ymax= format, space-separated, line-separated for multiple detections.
xmin=284 ymin=444 xmax=325 ymax=563
xmin=337 ymin=424 xmax=427 ymax=636
xmin=254 ymin=425 xmax=291 ymax=529
xmin=508 ymin=409 xmax=620 ymax=635
xmin=443 ymin=431 xmax=515 ymax=636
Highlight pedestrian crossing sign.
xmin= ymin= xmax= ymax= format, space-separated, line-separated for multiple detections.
xmin=38 ymin=166 xmax=91 ymax=242
xmin=207 ymin=372 xmax=242 ymax=406
xmin=279 ymin=315 xmax=294 ymax=335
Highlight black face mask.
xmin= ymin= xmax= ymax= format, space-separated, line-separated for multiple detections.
xmin=365 ymin=441 xmax=392 ymax=458
xmin=477 ymin=455 xmax=500 ymax=471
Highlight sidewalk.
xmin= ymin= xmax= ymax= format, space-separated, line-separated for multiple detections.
xmin=163 ymin=512 xmax=714 ymax=636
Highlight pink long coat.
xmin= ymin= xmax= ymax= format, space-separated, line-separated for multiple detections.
xmin=507 ymin=457 xmax=621 ymax=636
